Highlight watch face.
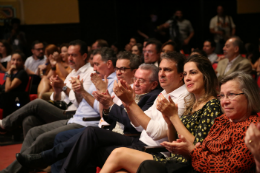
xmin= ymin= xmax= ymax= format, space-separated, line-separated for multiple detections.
xmin=62 ymin=86 xmax=67 ymax=91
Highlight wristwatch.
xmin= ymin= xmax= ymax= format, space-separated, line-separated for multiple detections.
xmin=4 ymin=72 xmax=11 ymax=78
xmin=62 ymin=85 xmax=68 ymax=91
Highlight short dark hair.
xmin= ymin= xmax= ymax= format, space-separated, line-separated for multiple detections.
xmin=31 ymin=40 xmax=44 ymax=49
xmin=69 ymin=39 xmax=88 ymax=55
xmin=93 ymin=47 xmax=117 ymax=67
xmin=96 ymin=39 xmax=108 ymax=48
xmin=0 ymin=39 xmax=12 ymax=56
xmin=191 ymin=49 xmax=207 ymax=58
xmin=12 ymin=51 xmax=26 ymax=62
xmin=204 ymin=39 xmax=216 ymax=48
xmin=161 ymin=41 xmax=178 ymax=52
xmin=230 ymin=36 xmax=243 ymax=53
xmin=145 ymin=39 xmax=162 ymax=54
xmin=160 ymin=52 xmax=185 ymax=74
xmin=117 ymin=51 xmax=141 ymax=70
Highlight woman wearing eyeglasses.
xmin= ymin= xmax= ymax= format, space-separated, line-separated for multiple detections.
xmin=100 ymin=69 xmax=260 ymax=172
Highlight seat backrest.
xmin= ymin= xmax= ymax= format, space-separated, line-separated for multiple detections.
xmin=0 ymin=72 xmax=5 ymax=85
xmin=25 ymin=76 xmax=32 ymax=92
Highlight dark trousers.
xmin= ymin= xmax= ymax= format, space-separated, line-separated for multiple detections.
xmin=41 ymin=128 xmax=86 ymax=173
xmin=0 ymin=120 xmax=84 ymax=173
xmin=60 ymin=126 xmax=146 ymax=173
xmin=137 ymin=160 xmax=198 ymax=173
xmin=2 ymin=99 xmax=67 ymax=136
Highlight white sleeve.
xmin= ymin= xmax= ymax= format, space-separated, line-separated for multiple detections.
xmin=24 ymin=58 xmax=29 ymax=70
xmin=229 ymin=16 xmax=236 ymax=28
xmin=209 ymin=17 xmax=215 ymax=29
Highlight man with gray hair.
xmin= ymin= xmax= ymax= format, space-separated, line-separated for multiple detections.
xmin=216 ymin=36 xmax=252 ymax=81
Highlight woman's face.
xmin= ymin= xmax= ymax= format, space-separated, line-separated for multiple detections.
xmin=0 ymin=42 xmax=6 ymax=55
xmin=132 ymin=45 xmax=140 ymax=55
xmin=160 ymin=44 xmax=174 ymax=56
xmin=129 ymin=38 xmax=136 ymax=47
xmin=220 ymin=80 xmax=248 ymax=122
xmin=60 ymin=46 xmax=68 ymax=62
xmin=183 ymin=62 xmax=205 ymax=96
xmin=11 ymin=53 xmax=24 ymax=69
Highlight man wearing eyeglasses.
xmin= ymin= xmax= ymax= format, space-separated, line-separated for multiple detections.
xmin=24 ymin=40 xmax=47 ymax=75
xmin=143 ymin=39 xmax=162 ymax=67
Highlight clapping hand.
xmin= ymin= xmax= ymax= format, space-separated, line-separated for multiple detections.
xmin=113 ymin=79 xmax=134 ymax=106
xmin=160 ymin=134 xmax=200 ymax=159
xmin=245 ymin=122 xmax=260 ymax=164
xmin=50 ymin=75 xmax=64 ymax=92
xmin=70 ymin=75 xmax=84 ymax=94
xmin=92 ymin=90 xmax=114 ymax=109
xmin=91 ymin=73 xmax=108 ymax=93
xmin=156 ymin=94 xmax=178 ymax=122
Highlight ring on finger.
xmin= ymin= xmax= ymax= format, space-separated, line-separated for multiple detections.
xmin=249 ymin=140 xmax=253 ymax=144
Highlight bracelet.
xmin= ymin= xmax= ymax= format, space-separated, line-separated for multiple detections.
xmin=5 ymin=72 xmax=11 ymax=78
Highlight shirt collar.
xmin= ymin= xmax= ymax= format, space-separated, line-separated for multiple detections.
xmin=107 ymin=71 xmax=117 ymax=79
xmin=76 ymin=63 xmax=91 ymax=74
xmin=228 ymin=55 xmax=240 ymax=64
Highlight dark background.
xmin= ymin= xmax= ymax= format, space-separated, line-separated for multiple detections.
xmin=1 ymin=0 xmax=260 ymax=55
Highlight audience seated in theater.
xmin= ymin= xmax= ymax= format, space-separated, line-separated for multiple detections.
xmin=37 ymin=44 xmax=72 ymax=99
xmin=0 ymin=47 xmax=116 ymax=173
xmin=160 ymin=41 xmax=177 ymax=56
xmin=143 ymin=39 xmax=162 ymax=67
xmin=127 ymin=72 xmax=260 ymax=173
xmin=0 ymin=40 xmax=12 ymax=72
xmin=0 ymin=40 xmax=94 ymax=137
xmin=56 ymin=52 xmax=192 ymax=173
xmin=99 ymin=54 xmax=222 ymax=173
xmin=0 ymin=51 xmax=29 ymax=108
xmin=216 ymin=36 xmax=252 ymax=81
xmin=24 ymin=40 xmax=47 ymax=75
xmin=91 ymin=39 xmax=108 ymax=50
xmin=245 ymin=122 xmax=260 ymax=173
xmin=15 ymin=53 xmax=157 ymax=173
xmin=203 ymin=39 xmax=218 ymax=64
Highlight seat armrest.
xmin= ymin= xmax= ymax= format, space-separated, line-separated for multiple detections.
xmin=124 ymin=133 xmax=141 ymax=137
xmin=143 ymin=146 xmax=168 ymax=153
xmin=82 ymin=117 xmax=100 ymax=121
xmin=64 ymin=110 xmax=76 ymax=118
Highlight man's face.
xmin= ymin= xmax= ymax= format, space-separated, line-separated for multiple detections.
xmin=175 ymin=10 xmax=183 ymax=19
xmin=92 ymin=41 xmax=99 ymax=50
xmin=217 ymin=6 xmax=224 ymax=16
xmin=134 ymin=69 xmax=157 ymax=95
xmin=159 ymin=59 xmax=183 ymax=93
xmin=67 ymin=45 xmax=87 ymax=70
xmin=32 ymin=43 xmax=44 ymax=59
xmin=93 ymin=54 xmax=108 ymax=78
xmin=144 ymin=44 xmax=160 ymax=63
xmin=203 ymin=41 xmax=214 ymax=55
xmin=223 ymin=38 xmax=238 ymax=60
xmin=116 ymin=59 xmax=135 ymax=85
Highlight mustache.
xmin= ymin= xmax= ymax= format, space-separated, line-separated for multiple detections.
xmin=69 ymin=60 xmax=75 ymax=64
xmin=95 ymin=71 xmax=100 ymax=74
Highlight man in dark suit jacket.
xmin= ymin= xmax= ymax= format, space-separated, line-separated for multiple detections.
xmin=216 ymin=36 xmax=252 ymax=81
xmin=16 ymin=58 xmax=161 ymax=172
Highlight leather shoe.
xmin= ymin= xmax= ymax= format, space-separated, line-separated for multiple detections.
xmin=16 ymin=153 xmax=48 ymax=169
